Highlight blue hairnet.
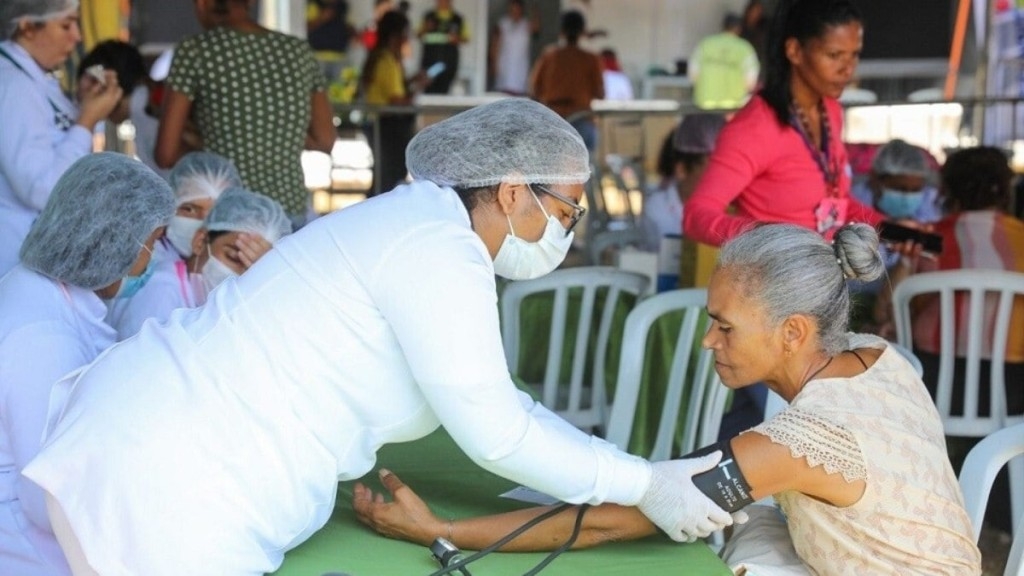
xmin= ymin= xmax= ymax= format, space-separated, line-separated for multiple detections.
xmin=204 ymin=187 xmax=292 ymax=243
xmin=1 ymin=0 xmax=78 ymax=40
xmin=20 ymin=153 xmax=175 ymax=289
xmin=167 ymin=151 xmax=242 ymax=206
xmin=406 ymin=98 xmax=591 ymax=188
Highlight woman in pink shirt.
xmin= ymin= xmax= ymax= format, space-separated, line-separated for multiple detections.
xmin=683 ymin=0 xmax=882 ymax=247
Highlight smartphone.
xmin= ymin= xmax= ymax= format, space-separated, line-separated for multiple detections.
xmin=425 ymin=62 xmax=446 ymax=79
xmin=878 ymin=221 xmax=943 ymax=255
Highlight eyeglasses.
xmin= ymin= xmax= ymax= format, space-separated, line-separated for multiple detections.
xmin=533 ymin=184 xmax=587 ymax=236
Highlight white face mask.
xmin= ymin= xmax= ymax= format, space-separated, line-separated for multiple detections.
xmin=200 ymin=245 xmax=237 ymax=296
xmin=492 ymin=190 xmax=574 ymax=280
xmin=166 ymin=216 xmax=204 ymax=258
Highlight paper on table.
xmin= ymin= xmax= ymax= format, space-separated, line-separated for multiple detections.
xmin=499 ymin=485 xmax=560 ymax=506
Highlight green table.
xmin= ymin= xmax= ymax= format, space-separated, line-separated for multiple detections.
xmin=273 ymin=430 xmax=730 ymax=575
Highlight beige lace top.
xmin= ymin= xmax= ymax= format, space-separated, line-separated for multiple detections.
xmin=749 ymin=333 xmax=982 ymax=575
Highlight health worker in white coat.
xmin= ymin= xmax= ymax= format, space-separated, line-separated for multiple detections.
xmin=0 ymin=0 xmax=124 ymax=275
xmin=106 ymin=185 xmax=291 ymax=340
xmin=25 ymin=98 xmax=735 ymax=576
xmin=0 ymin=153 xmax=174 ymax=576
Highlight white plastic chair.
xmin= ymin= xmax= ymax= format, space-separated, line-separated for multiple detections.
xmin=500 ymin=267 xmax=650 ymax=432
xmin=605 ymin=288 xmax=729 ymax=461
xmin=958 ymin=423 xmax=1024 ymax=573
xmin=892 ymin=269 xmax=1024 ymax=533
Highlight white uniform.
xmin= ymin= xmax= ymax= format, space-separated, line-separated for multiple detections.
xmin=494 ymin=16 xmax=531 ymax=93
xmin=25 ymin=181 xmax=652 ymax=576
xmin=0 ymin=41 xmax=93 ymax=276
xmin=105 ymin=240 xmax=197 ymax=341
xmin=0 ymin=266 xmax=115 ymax=576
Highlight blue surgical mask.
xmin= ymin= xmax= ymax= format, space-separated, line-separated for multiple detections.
xmin=877 ymin=188 xmax=925 ymax=219
xmin=114 ymin=260 xmax=155 ymax=299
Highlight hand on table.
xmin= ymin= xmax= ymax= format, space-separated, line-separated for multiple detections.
xmin=353 ymin=468 xmax=445 ymax=546
xmin=233 ymin=233 xmax=273 ymax=270
xmin=637 ymin=451 xmax=734 ymax=543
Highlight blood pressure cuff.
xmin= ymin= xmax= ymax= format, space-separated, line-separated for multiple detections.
xmin=682 ymin=440 xmax=755 ymax=512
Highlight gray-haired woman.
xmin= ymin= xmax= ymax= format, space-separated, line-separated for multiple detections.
xmin=354 ymin=223 xmax=982 ymax=575
xmin=0 ymin=153 xmax=173 ymax=575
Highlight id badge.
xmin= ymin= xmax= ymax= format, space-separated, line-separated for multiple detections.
xmin=814 ymin=197 xmax=848 ymax=236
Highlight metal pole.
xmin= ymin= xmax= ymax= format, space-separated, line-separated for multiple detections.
xmin=973 ymin=0 xmax=995 ymax=144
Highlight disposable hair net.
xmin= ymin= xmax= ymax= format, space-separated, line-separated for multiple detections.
xmin=168 ymin=151 xmax=243 ymax=206
xmin=204 ymin=187 xmax=292 ymax=243
xmin=20 ymin=153 xmax=175 ymax=290
xmin=1 ymin=0 xmax=78 ymax=40
xmin=872 ymin=139 xmax=931 ymax=178
xmin=406 ymin=98 xmax=591 ymax=188
xmin=673 ymin=113 xmax=726 ymax=154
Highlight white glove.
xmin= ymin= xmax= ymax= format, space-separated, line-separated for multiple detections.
xmin=637 ymin=451 xmax=734 ymax=542
xmin=731 ymin=509 xmax=750 ymax=525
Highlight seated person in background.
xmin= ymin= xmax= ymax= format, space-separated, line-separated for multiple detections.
xmin=75 ymin=40 xmax=145 ymax=128
xmin=105 ymin=151 xmax=241 ymax=339
xmin=640 ymin=113 xmax=725 ymax=251
xmin=599 ymin=48 xmax=633 ymax=101
xmin=0 ymin=153 xmax=173 ymax=576
xmin=106 ymin=186 xmax=290 ymax=340
xmin=354 ymin=223 xmax=982 ymax=575
xmin=850 ymin=139 xmax=942 ymax=223
xmin=883 ymin=146 xmax=1024 ymax=420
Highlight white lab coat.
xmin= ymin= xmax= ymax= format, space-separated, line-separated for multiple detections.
xmin=25 ymin=181 xmax=652 ymax=576
xmin=0 ymin=41 xmax=93 ymax=276
xmin=105 ymin=240 xmax=197 ymax=341
xmin=0 ymin=266 xmax=115 ymax=576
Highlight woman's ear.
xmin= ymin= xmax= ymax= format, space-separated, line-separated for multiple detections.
xmin=495 ymin=182 xmax=521 ymax=216
xmin=781 ymin=313 xmax=815 ymax=352
xmin=784 ymin=37 xmax=802 ymax=67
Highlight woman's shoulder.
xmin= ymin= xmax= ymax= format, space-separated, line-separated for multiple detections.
xmin=724 ymin=95 xmax=788 ymax=136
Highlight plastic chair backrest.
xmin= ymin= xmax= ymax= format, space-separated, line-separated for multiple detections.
xmin=587 ymin=228 xmax=646 ymax=266
xmin=892 ymin=269 xmax=1024 ymax=437
xmin=605 ymin=288 xmax=727 ymax=461
xmin=958 ymin=423 xmax=1024 ymax=571
xmin=500 ymin=266 xmax=650 ymax=432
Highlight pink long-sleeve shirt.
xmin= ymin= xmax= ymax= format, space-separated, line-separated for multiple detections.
xmin=683 ymin=95 xmax=882 ymax=246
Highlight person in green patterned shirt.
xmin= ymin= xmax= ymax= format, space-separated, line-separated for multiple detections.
xmin=155 ymin=0 xmax=337 ymax=227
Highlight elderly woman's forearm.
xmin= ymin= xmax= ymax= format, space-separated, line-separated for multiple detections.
xmin=448 ymin=504 xmax=656 ymax=552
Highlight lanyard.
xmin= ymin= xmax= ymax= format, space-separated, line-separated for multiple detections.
xmin=790 ymin=101 xmax=839 ymax=197
xmin=174 ymin=259 xmax=196 ymax=308
xmin=0 ymin=45 xmax=75 ymax=131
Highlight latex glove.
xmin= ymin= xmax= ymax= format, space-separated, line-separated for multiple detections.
xmin=637 ymin=451 xmax=734 ymax=542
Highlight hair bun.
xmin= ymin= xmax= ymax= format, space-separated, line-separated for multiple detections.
xmin=833 ymin=223 xmax=885 ymax=283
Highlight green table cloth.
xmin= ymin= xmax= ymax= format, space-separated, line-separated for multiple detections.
xmin=273 ymin=430 xmax=730 ymax=575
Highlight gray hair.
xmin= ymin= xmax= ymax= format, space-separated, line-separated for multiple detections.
xmin=716 ymin=223 xmax=885 ymax=355
xmin=20 ymin=153 xmax=175 ymax=290
xmin=1 ymin=0 xmax=78 ymax=40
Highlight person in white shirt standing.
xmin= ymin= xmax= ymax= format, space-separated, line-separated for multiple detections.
xmin=490 ymin=0 xmax=537 ymax=95
xmin=26 ymin=98 xmax=738 ymax=576
xmin=0 ymin=0 xmax=123 ymax=275
xmin=0 ymin=153 xmax=173 ymax=576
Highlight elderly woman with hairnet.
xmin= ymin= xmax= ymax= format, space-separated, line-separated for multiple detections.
xmin=0 ymin=0 xmax=125 ymax=275
xmin=0 ymin=153 xmax=173 ymax=576
xmin=24 ymin=99 xmax=736 ymax=576
xmin=106 ymin=186 xmax=292 ymax=340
